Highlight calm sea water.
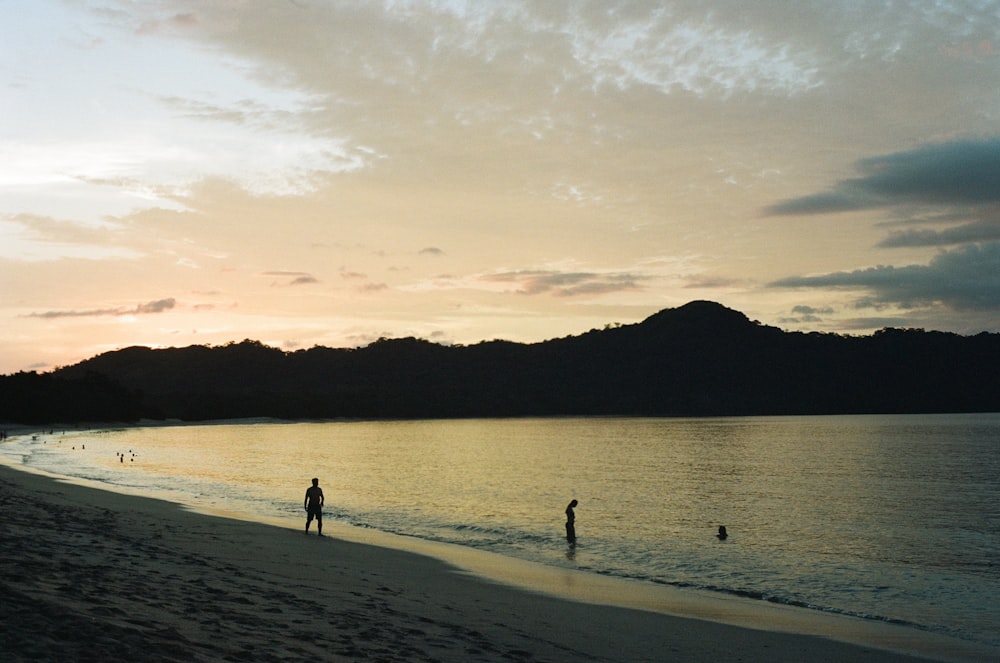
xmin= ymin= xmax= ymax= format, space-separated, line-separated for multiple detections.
xmin=3 ymin=414 xmax=998 ymax=652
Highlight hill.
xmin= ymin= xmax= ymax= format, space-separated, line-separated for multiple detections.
xmin=3 ymin=301 xmax=999 ymax=424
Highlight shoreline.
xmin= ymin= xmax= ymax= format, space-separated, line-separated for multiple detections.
xmin=1 ymin=462 xmax=993 ymax=662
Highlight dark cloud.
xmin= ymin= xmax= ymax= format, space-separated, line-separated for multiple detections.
xmin=766 ymin=139 xmax=1000 ymax=314
xmin=136 ymin=298 xmax=177 ymax=313
xmin=419 ymin=247 xmax=444 ymax=256
xmin=263 ymin=271 xmax=318 ymax=286
xmin=482 ymin=270 xmax=642 ymax=297
xmin=27 ymin=298 xmax=177 ymax=319
xmin=778 ymin=305 xmax=836 ymax=325
xmin=770 ymin=242 xmax=1000 ymax=310
xmin=765 ymin=137 xmax=1000 ymax=215
xmin=792 ymin=305 xmax=834 ymax=315
xmin=878 ymin=217 xmax=1000 ymax=247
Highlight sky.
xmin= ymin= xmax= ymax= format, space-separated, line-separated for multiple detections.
xmin=2 ymin=0 xmax=1000 ymax=373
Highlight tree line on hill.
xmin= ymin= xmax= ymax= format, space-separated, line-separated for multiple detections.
xmin=2 ymin=301 xmax=998 ymax=425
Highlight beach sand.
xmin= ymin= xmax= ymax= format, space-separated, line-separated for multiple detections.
xmin=0 ymin=463 xmax=979 ymax=662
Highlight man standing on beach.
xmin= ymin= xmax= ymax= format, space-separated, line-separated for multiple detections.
xmin=304 ymin=477 xmax=324 ymax=536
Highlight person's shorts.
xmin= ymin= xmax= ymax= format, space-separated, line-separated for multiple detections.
xmin=307 ymin=505 xmax=322 ymax=518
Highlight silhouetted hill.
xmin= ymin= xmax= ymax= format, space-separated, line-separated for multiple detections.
xmin=3 ymin=301 xmax=999 ymax=424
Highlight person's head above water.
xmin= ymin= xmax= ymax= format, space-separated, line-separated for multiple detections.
xmin=717 ymin=525 xmax=728 ymax=539
xmin=312 ymin=477 xmax=319 ymax=486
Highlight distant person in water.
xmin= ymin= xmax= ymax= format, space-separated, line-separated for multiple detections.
xmin=304 ymin=478 xmax=325 ymax=536
xmin=565 ymin=499 xmax=578 ymax=543
xmin=716 ymin=525 xmax=728 ymax=540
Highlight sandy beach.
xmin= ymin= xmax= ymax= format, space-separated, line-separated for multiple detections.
xmin=0 ymin=462 xmax=981 ymax=662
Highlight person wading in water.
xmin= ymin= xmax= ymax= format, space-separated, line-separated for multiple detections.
xmin=565 ymin=499 xmax=578 ymax=544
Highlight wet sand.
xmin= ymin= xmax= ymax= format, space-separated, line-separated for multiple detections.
xmin=0 ymin=463 xmax=981 ymax=662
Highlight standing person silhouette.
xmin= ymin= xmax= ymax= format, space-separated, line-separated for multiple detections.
xmin=304 ymin=477 xmax=325 ymax=536
xmin=565 ymin=499 xmax=578 ymax=544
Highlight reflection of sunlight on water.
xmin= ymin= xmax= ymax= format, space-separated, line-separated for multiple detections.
xmin=6 ymin=414 xmax=1000 ymax=650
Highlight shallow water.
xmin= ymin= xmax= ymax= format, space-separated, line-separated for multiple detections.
xmin=4 ymin=414 xmax=998 ymax=651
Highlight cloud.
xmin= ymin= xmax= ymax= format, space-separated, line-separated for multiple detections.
xmin=766 ymin=139 xmax=1000 ymax=313
xmin=27 ymin=298 xmax=176 ymax=319
xmin=682 ymin=275 xmax=742 ymax=289
xmin=765 ymin=137 xmax=1000 ymax=216
xmin=419 ymin=247 xmax=444 ymax=256
xmin=770 ymin=242 xmax=1000 ymax=310
xmin=135 ymin=298 xmax=177 ymax=313
xmin=158 ymin=95 xmax=257 ymax=125
xmin=777 ymin=305 xmax=836 ymax=325
xmin=262 ymin=271 xmax=318 ymax=286
xmin=481 ymin=270 xmax=643 ymax=297
xmin=135 ymin=11 xmax=200 ymax=36
xmin=877 ymin=216 xmax=1000 ymax=248
xmin=568 ymin=13 xmax=822 ymax=98
xmin=289 ymin=275 xmax=318 ymax=286
xmin=0 ymin=214 xmax=145 ymax=262
xmin=792 ymin=305 xmax=834 ymax=316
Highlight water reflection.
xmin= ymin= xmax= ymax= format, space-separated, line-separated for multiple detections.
xmin=11 ymin=414 xmax=1000 ymax=648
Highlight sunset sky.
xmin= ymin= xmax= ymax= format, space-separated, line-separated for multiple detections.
xmin=3 ymin=1 xmax=999 ymax=373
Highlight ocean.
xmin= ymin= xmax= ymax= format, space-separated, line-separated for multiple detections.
xmin=3 ymin=414 xmax=998 ymax=655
